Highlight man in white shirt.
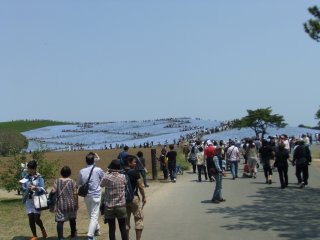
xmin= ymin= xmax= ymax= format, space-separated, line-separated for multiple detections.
xmin=226 ymin=141 xmax=240 ymax=180
xmin=78 ymin=152 xmax=105 ymax=240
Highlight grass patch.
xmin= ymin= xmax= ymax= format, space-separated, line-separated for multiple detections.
xmin=176 ymin=150 xmax=190 ymax=170
xmin=0 ymin=120 xmax=73 ymax=133
xmin=310 ymin=144 xmax=320 ymax=159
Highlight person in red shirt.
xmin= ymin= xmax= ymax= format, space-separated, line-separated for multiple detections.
xmin=204 ymin=141 xmax=216 ymax=182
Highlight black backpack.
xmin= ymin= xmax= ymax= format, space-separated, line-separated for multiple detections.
xmin=124 ymin=169 xmax=136 ymax=203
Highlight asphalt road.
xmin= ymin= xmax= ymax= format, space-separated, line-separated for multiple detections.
xmin=142 ymin=161 xmax=320 ymax=240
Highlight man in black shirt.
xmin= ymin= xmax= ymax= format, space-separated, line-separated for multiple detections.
xmin=124 ymin=155 xmax=146 ymax=240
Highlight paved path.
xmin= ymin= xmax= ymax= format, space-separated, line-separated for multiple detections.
xmin=142 ymin=161 xmax=320 ymax=240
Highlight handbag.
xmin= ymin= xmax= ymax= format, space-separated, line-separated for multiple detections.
xmin=48 ymin=180 xmax=71 ymax=211
xmin=33 ymin=188 xmax=49 ymax=211
xmin=78 ymin=166 xmax=95 ymax=197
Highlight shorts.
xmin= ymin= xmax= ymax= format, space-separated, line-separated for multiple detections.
xmin=105 ymin=206 xmax=127 ymax=220
xmin=126 ymin=196 xmax=144 ymax=230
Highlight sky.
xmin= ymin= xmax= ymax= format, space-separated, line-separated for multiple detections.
xmin=1 ymin=1 xmax=319 ymax=127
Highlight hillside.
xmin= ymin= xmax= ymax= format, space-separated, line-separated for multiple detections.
xmin=20 ymin=118 xmax=319 ymax=152
xmin=0 ymin=120 xmax=72 ymax=132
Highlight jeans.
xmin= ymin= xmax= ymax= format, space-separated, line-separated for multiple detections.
xmin=168 ymin=166 xmax=176 ymax=181
xmin=230 ymin=161 xmax=238 ymax=178
xmin=84 ymin=195 xmax=101 ymax=238
xmin=139 ymin=170 xmax=148 ymax=187
xmin=212 ymin=173 xmax=222 ymax=200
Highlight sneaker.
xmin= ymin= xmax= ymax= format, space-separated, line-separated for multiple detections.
xmin=144 ymin=185 xmax=149 ymax=188
xmin=300 ymin=182 xmax=305 ymax=189
xmin=219 ymin=198 xmax=226 ymax=202
xmin=211 ymin=199 xmax=220 ymax=204
xmin=41 ymin=228 xmax=47 ymax=238
xmin=94 ymin=229 xmax=101 ymax=236
xmin=268 ymin=179 xmax=272 ymax=184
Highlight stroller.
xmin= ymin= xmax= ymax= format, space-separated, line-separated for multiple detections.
xmin=176 ymin=165 xmax=184 ymax=175
xmin=243 ymin=164 xmax=253 ymax=178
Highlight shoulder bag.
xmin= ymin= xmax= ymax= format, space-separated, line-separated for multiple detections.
xmin=33 ymin=187 xmax=49 ymax=211
xmin=78 ymin=166 xmax=95 ymax=197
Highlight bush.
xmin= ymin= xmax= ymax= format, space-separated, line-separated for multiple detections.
xmin=0 ymin=129 xmax=28 ymax=156
xmin=176 ymin=149 xmax=190 ymax=170
xmin=0 ymin=151 xmax=60 ymax=192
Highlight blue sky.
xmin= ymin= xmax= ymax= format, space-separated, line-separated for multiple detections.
xmin=1 ymin=1 xmax=319 ymax=126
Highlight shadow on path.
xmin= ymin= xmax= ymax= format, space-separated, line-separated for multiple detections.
xmin=205 ymin=186 xmax=320 ymax=239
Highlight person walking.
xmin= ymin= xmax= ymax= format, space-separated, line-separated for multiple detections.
xmin=293 ymin=140 xmax=312 ymax=188
xmin=166 ymin=144 xmax=177 ymax=183
xmin=196 ymin=146 xmax=208 ymax=182
xmin=136 ymin=151 xmax=149 ymax=187
xmin=77 ymin=152 xmax=105 ymax=240
xmin=187 ymin=144 xmax=197 ymax=173
xmin=21 ymin=160 xmax=47 ymax=240
xmin=204 ymin=140 xmax=215 ymax=182
xmin=100 ymin=159 xmax=128 ymax=240
xmin=124 ymin=155 xmax=146 ymax=240
xmin=259 ymin=139 xmax=274 ymax=184
xmin=51 ymin=166 xmax=78 ymax=240
xmin=274 ymin=144 xmax=290 ymax=189
xmin=226 ymin=141 xmax=240 ymax=180
xmin=117 ymin=146 xmax=129 ymax=169
xmin=246 ymin=139 xmax=258 ymax=178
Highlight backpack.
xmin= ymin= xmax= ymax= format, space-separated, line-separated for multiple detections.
xmin=124 ymin=169 xmax=136 ymax=203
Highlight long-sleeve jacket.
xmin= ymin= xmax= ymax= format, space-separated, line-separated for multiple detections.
xmin=22 ymin=174 xmax=45 ymax=204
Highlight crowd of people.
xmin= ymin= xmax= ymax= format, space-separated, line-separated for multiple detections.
xmin=20 ymin=151 xmax=148 ymax=240
xmin=19 ymin=132 xmax=314 ymax=239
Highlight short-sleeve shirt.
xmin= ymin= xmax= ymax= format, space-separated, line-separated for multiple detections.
xmin=166 ymin=150 xmax=177 ymax=167
xmin=125 ymin=168 xmax=141 ymax=196
xmin=77 ymin=165 xmax=105 ymax=198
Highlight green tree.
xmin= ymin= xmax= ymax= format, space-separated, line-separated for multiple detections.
xmin=304 ymin=6 xmax=320 ymax=42
xmin=0 ymin=150 xmax=60 ymax=193
xmin=0 ymin=129 xmax=28 ymax=156
xmin=315 ymin=106 xmax=320 ymax=127
xmin=232 ymin=107 xmax=287 ymax=139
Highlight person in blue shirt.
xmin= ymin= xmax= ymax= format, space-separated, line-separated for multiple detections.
xmin=21 ymin=160 xmax=47 ymax=240
xmin=77 ymin=152 xmax=105 ymax=239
